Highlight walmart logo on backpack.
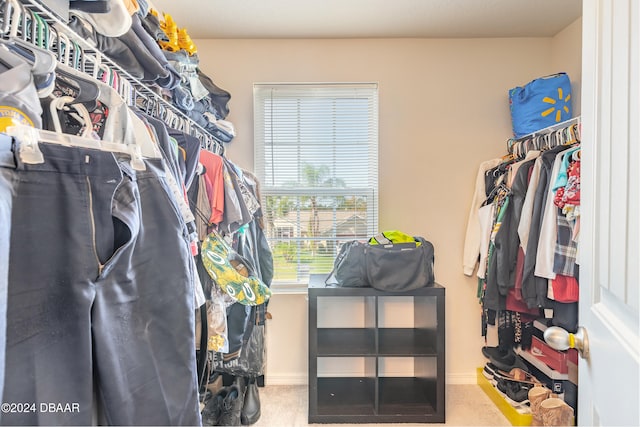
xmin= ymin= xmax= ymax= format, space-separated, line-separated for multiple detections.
xmin=509 ymin=73 xmax=572 ymax=138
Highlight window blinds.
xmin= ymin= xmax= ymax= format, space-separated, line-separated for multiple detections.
xmin=254 ymin=83 xmax=379 ymax=285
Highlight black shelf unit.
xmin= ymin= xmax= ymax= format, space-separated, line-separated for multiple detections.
xmin=308 ymin=275 xmax=446 ymax=423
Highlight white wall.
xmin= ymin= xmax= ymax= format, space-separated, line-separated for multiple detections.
xmin=195 ymin=28 xmax=582 ymax=384
xmin=552 ymin=18 xmax=583 ymax=115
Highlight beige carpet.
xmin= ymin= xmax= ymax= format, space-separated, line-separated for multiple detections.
xmin=250 ymin=384 xmax=510 ymax=426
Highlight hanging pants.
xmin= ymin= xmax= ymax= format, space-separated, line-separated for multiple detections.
xmin=0 ymin=135 xmax=14 ymax=406
xmin=0 ymin=139 xmax=201 ymax=426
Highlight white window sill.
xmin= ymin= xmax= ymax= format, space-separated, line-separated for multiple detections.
xmin=269 ymin=284 xmax=309 ymax=295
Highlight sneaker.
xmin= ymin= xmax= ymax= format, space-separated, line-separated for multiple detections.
xmin=218 ymin=383 xmax=244 ymax=426
xmin=178 ymin=28 xmax=197 ymax=55
xmin=482 ymin=364 xmax=496 ymax=382
xmin=494 ymin=367 xmax=540 ymax=385
xmin=483 ymin=362 xmax=499 ymax=379
xmin=482 ymin=346 xmax=528 ymax=372
xmin=505 ymin=381 xmax=533 ymax=403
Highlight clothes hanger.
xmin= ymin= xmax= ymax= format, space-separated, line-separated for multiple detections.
xmin=25 ymin=8 xmax=39 ymax=46
xmin=119 ymin=78 xmax=133 ymax=106
xmin=1 ymin=0 xmax=22 ymax=38
xmin=55 ymin=63 xmax=101 ymax=111
xmin=81 ymin=48 xmax=101 ymax=80
xmin=98 ymin=62 xmax=110 ymax=84
xmin=56 ymin=31 xmax=72 ymax=66
xmin=70 ymin=39 xmax=82 ymax=71
xmin=1 ymin=37 xmax=56 ymax=75
xmin=31 ymin=11 xmax=48 ymax=49
xmin=0 ymin=37 xmax=57 ymax=98
xmin=5 ymin=97 xmax=146 ymax=171
xmin=49 ymin=95 xmax=93 ymax=137
xmin=110 ymin=68 xmax=118 ymax=90
xmin=127 ymin=107 xmax=163 ymax=159
xmin=138 ymin=91 xmax=154 ymax=116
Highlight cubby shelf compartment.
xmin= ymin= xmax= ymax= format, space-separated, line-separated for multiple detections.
xmin=308 ymin=275 xmax=446 ymax=423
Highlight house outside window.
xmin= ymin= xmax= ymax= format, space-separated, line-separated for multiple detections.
xmin=254 ymin=83 xmax=379 ymax=289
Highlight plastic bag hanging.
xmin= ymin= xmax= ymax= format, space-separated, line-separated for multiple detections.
xmin=200 ymin=232 xmax=271 ymax=306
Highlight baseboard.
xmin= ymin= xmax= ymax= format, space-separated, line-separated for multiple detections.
xmin=264 ymin=372 xmax=478 ymax=386
xmin=446 ymin=372 xmax=477 ymax=384
xmin=263 ymin=374 xmax=308 ymax=386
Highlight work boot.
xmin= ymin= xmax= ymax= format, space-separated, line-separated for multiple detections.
xmin=540 ymin=397 xmax=574 ymax=426
xmin=528 ymin=385 xmax=551 ymax=426
xmin=218 ymin=381 xmax=244 ymax=426
xmin=201 ymin=390 xmax=224 ymax=426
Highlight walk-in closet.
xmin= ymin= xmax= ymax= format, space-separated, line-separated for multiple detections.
xmin=0 ymin=1 xmax=637 ymax=426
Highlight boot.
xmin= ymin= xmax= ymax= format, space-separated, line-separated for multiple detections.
xmin=201 ymin=390 xmax=224 ymax=426
xmin=240 ymin=377 xmax=261 ymax=425
xmin=528 ymin=385 xmax=551 ymax=426
xmin=540 ymin=397 xmax=574 ymax=426
xmin=218 ymin=378 xmax=245 ymax=426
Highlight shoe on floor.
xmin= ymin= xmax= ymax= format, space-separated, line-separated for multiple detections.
xmin=218 ymin=382 xmax=244 ymax=426
xmin=201 ymin=390 xmax=225 ymax=426
xmin=483 ymin=363 xmax=499 ymax=384
xmin=482 ymin=346 xmax=528 ymax=372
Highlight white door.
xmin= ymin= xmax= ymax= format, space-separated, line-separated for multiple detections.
xmin=579 ymin=0 xmax=639 ymax=425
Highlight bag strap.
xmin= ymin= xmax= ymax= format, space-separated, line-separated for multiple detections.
xmin=373 ymin=232 xmax=392 ymax=245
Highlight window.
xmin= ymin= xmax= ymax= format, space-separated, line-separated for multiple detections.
xmin=254 ymin=83 xmax=379 ymax=289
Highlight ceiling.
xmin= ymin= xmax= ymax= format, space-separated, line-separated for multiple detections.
xmin=149 ymin=0 xmax=582 ymax=40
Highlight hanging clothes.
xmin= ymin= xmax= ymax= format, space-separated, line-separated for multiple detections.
xmin=0 ymin=1 xmax=276 ymax=425
xmin=198 ymin=149 xmax=225 ymax=226
xmin=463 ymin=157 xmax=503 ymax=276
xmin=0 ymin=135 xmax=13 ymax=405
xmin=470 ymin=118 xmax=582 ymax=348
xmin=1 ymin=139 xmax=202 ymax=426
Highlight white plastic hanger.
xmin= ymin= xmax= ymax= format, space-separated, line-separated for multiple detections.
xmin=6 ymin=95 xmax=146 ymax=171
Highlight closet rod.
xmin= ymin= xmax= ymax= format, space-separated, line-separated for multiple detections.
xmin=507 ymin=116 xmax=581 ymax=154
xmin=509 ymin=116 xmax=580 ymax=143
xmin=0 ymin=0 xmax=224 ymax=155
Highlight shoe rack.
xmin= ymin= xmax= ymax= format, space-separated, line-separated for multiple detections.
xmin=476 ymin=367 xmax=533 ymax=426
xmin=478 ymin=320 xmax=579 ymax=426
xmin=516 ymin=320 xmax=578 ymax=411
xmin=307 ymin=275 xmax=446 ymax=424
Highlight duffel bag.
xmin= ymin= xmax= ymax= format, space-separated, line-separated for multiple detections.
xmin=325 ymin=240 xmax=368 ymax=287
xmin=364 ymin=232 xmax=435 ymax=292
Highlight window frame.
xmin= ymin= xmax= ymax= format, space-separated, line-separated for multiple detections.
xmin=253 ymin=82 xmax=379 ymax=291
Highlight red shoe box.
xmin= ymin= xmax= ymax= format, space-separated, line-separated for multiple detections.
xmin=529 ymin=336 xmax=578 ymax=374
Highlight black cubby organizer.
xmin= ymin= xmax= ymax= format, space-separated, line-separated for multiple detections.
xmin=308 ymin=275 xmax=446 ymax=423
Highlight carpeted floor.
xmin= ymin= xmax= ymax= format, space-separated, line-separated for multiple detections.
xmin=249 ymin=384 xmax=510 ymax=426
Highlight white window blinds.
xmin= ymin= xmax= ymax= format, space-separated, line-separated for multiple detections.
xmin=254 ymin=83 xmax=379 ymax=287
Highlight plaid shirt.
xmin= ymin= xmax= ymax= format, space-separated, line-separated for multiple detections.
xmin=553 ymin=207 xmax=578 ymax=277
